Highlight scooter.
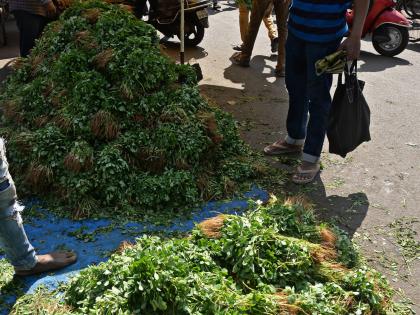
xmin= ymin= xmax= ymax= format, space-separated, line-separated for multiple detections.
xmin=142 ymin=0 xmax=211 ymax=47
xmin=346 ymin=0 xmax=411 ymax=56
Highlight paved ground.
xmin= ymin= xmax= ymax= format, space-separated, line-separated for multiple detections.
xmin=164 ymin=3 xmax=420 ymax=311
xmin=0 ymin=5 xmax=419 ymax=311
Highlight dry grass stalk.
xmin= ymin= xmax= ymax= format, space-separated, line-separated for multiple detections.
xmin=73 ymin=197 xmax=98 ymax=219
xmin=30 ymin=54 xmax=45 ymax=76
xmin=275 ymin=292 xmax=303 ymax=315
xmin=284 ymin=195 xmax=313 ymax=209
xmin=11 ymin=57 xmax=25 ymax=70
xmin=82 ymin=8 xmax=101 ymax=24
xmin=26 ymin=163 xmax=53 ymax=190
xmin=198 ymin=215 xmax=226 ymax=238
xmin=311 ymin=246 xmax=338 ymax=264
xmin=64 ymin=153 xmax=83 ymax=173
xmin=119 ymin=4 xmax=134 ymax=12
xmin=43 ymin=83 xmax=54 ymax=97
xmin=74 ymin=30 xmax=98 ymax=50
xmin=136 ymin=150 xmax=166 ymax=173
xmin=93 ymin=48 xmax=114 ymax=70
xmin=120 ymin=83 xmax=134 ymax=101
xmin=52 ymin=115 xmax=72 ymax=132
xmin=34 ymin=116 xmax=49 ymax=128
xmin=90 ymin=110 xmax=120 ymax=140
xmin=319 ymin=227 xmax=337 ymax=248
xmin=116 ymin=241 xmax=134 ymax=253
xmin=198 ymin=111 xmax=223 ymax=145
xmin=2 ymin=100 xmax=19 ymax=121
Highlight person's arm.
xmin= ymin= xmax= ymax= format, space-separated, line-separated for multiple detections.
xmin=339 ymin=0 xmax=369 ymax=60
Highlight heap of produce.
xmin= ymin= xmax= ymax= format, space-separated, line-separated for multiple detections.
xmin=10 ymin=199 xmax=412 ymax=314
xmin=0 ymin=0 xmax=262 ymax=218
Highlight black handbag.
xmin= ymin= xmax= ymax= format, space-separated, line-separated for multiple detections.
xmin=327 ymin=60 xmax=371 ymax=158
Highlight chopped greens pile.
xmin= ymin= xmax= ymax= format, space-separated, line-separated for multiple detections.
xmin=10 ymin=200 xmax=413 ymax=314
xmin=0 ymin=0 xmax=262 ymax=219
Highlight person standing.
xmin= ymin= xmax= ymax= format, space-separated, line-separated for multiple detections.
xmin=263 ymin=0 xmax=369 ymax=183
xmin=9 ymin=0 xmax=57 ymax=57
xmin=235 ymin=0 xmax=278 ymax=53
xmin=232 ymin=0 xmax=289 ymax=77
xmin=0 ymin=139 xmax=77 ymax=276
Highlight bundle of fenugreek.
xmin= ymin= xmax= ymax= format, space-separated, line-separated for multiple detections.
xmin=0 ymin=0 xmax=263 ymax=218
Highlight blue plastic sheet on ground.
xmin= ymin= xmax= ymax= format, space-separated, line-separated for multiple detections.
xmin=0 ymin=187 xmax=268 ymax=314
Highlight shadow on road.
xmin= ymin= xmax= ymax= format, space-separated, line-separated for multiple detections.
xmin=358 ymin=51 xmax=412 ymax=72
xmin=223 ymin=54 xmax=284 ymax=92
xmin=160 ymin=41 xmax=208 ymax=61
xmin=309 ymin=181 xmax=369 ymax=238
xmin=406 ymin=42 xmax=420 ymax=53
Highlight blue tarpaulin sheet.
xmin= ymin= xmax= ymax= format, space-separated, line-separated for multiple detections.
xmin=0 ymin=187 xmax=268 ymax=314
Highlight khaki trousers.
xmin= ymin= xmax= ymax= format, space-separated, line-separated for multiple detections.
xmin=241 ymin=0 xmax=289 ymax=69
xmin=239 ymin=3 xmax=277 ymax=43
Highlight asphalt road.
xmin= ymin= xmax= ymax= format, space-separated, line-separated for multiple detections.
xmin=0 ymin=5 xmax=419 ymax=311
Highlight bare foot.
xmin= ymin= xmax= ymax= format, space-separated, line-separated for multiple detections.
xmin=15 ymin=251 xmax=77 ymax=276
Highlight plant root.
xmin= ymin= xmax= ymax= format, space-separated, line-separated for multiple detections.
xmin=198 ymin=215 xmax=227 ymax=238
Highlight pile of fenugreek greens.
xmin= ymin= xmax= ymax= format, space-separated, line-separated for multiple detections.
xmin=0 ymin=0 xmax=264 ymax=219
xmin=10 ymin=199 xmax=412 ymax=314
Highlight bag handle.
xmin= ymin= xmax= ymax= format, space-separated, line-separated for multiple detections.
xmin=338 ymin=59 xmax=357 ymax=84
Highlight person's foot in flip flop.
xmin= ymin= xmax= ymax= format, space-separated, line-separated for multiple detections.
xmin=292 ymin=161 xmax=320 ymax=184
xmin=15 ymin=251 xmax=77 ymax=276
xmin=263 ymin=140 xmax=302 ymax=156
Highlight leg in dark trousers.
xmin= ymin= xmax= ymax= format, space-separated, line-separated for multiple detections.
xmin=13 ymin=10 xmax=48 ymax=57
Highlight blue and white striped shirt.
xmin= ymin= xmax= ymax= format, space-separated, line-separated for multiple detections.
xmin=288 ymin=0 xmax=353 ymax=43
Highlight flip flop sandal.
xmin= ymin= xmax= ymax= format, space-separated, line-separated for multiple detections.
xmin=292 ymin=165 xmax=320 ymax=184
xmin=263 ymin=141 xmax=302 ymax=156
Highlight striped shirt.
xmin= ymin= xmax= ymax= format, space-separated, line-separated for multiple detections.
xmin=288 ymin=0 xmax=352 ymax=43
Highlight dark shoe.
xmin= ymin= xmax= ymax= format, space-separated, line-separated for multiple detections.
xmin=233 ymin=44 xmax=243 ymax=51
xmin=230 ymin=52 xmax=250 ymax=67
xmin=271 ymin=37 xmax=279 ymax=53
xmin=274 ymin=67 xmax=285 ymax=77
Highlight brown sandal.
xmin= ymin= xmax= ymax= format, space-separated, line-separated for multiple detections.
xmin=292 ymin=164 xmax=320 ymax=184
xmin=263 ymin=140 xmax=302 ymax=156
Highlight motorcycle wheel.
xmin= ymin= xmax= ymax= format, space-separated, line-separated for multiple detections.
xmin=177 ymin=19 xmax=205 ymax=47
xmin=372 ymin=25 xmax=409 ymax=57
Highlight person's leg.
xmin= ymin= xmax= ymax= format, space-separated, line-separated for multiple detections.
xmin=264 ymin=32 xmax=307 ymax=155
xmin=0 ymin=138 xmax=37 ymax=271
xmin=273 ymin=0 xmax=289 ymax=75
xmin=262 ymin=3 xmax=277 ymax=41
xmin=239 ymin=4 xmax=250 ymax=43
xmin=291 ymin=38 xmax=342 ymax=183
xmin=0 ymin=139 xmax=78 ymax=275
xmin=303 ymin=38 xmax=342 ymax=163
xmin=240 ymin=0 xmax=270 ymax=60
xmin=13 ymin=10 xmax=48 ymax=57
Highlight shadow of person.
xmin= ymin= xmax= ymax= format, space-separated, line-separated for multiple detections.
xmin=284 ymin=174 xmax=370 ymax=238
xmin=160 ymin=41 xmax=208 ymax=62
xmin=223 ymin=54 xmax=284 ymax=93
xmin=358 ymin=51 xmax=412 ymax=73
